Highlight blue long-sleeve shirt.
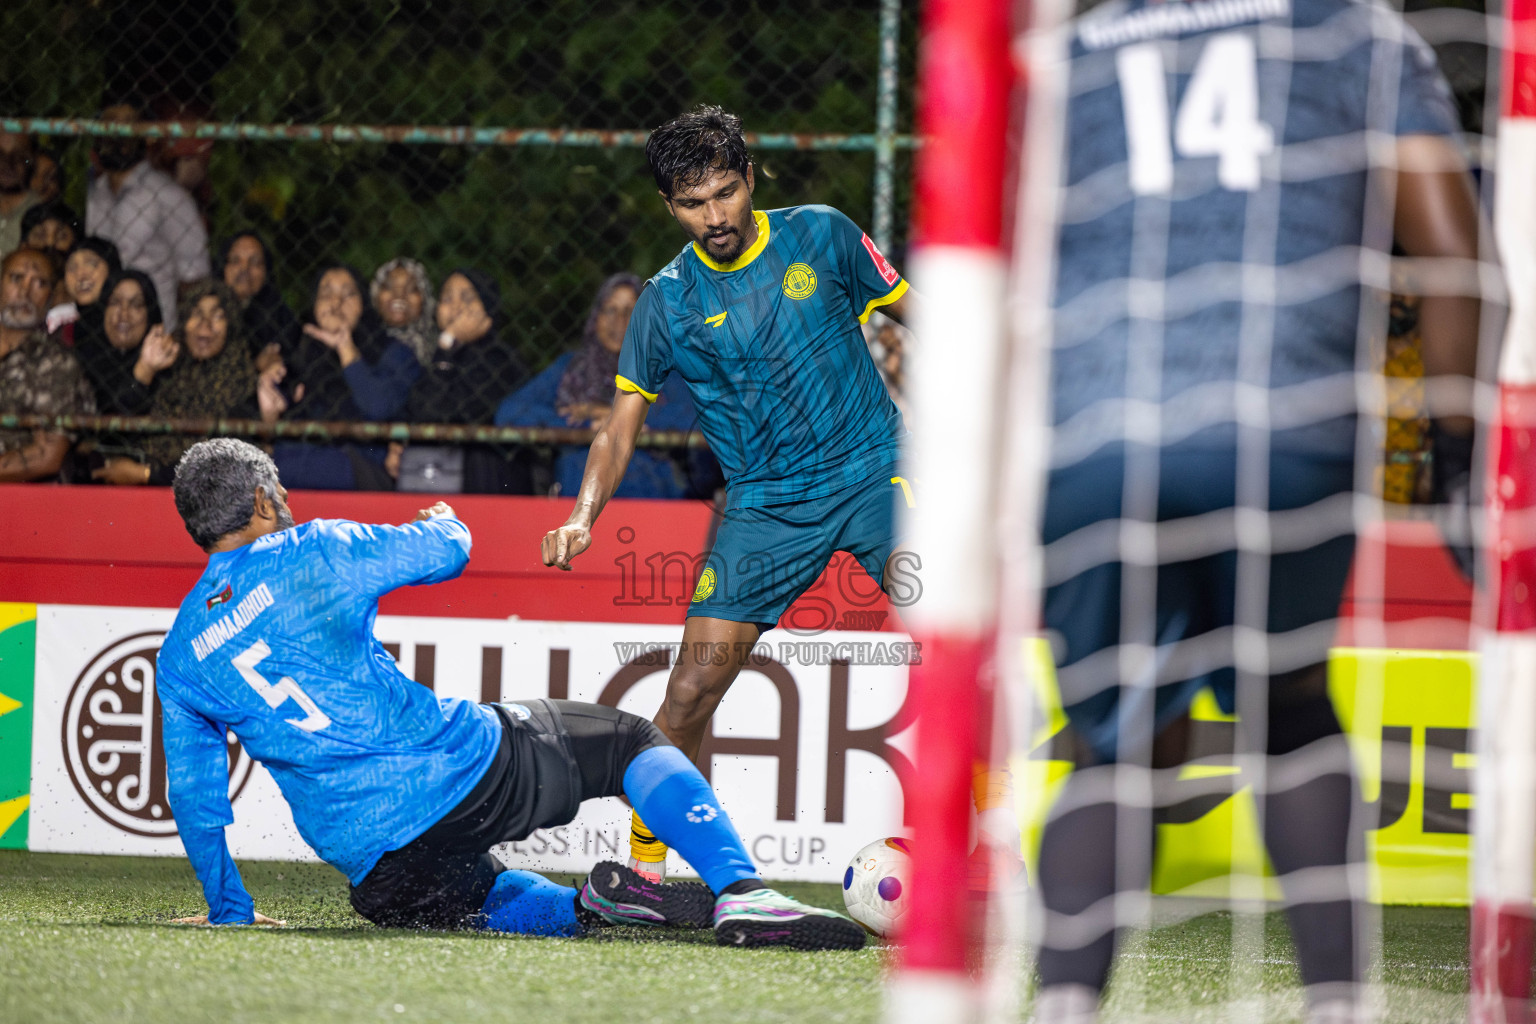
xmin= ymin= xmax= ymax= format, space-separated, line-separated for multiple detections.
xmin=156 ymin=514 xmax=500 ymax=923
xmin=342 ymin=340 xmax=421 ymax=420
xmin=495 ymin=354 xmax=713 ymax=498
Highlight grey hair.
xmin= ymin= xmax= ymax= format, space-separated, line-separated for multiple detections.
xmin=172 ymin=438 xmax=282 ymax=550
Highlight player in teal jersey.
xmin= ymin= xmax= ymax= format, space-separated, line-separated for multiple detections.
xmin=539 ymin=107 xmax=951 ymax=879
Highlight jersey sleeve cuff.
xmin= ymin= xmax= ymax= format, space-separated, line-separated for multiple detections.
xmin=615 ymin=375 xmax=659 ymax=403
xmin=858 ymin=278 xmax=909 ymax=324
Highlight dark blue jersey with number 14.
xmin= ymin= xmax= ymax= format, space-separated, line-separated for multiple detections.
xmin=618 ymin=205 xmax=908 ymax=510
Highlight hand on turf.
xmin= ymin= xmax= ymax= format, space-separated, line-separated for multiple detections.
xmin=413 ymin=501 xmax=455 ymax=522
xmin=541 ymin=523 xmax=591 ymax=570
xmin=171 ymin=911 xmax=285 ymax=926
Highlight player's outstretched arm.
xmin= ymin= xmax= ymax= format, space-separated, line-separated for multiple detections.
xmin=160 ymin=680 xmax=258 ymax=925
xmin=542 ymin=389 xmax=650 ymax=570
xmin=882 ymin=286 xmax=917 ymax=325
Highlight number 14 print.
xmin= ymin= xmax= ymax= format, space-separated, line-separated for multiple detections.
xmin=1117 ymin=32 xmax=1275 ymax=195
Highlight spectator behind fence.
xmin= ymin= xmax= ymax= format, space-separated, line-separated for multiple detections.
xmin=371 ymin=257 xmax=436 ymax=366
xmin=78 ymin=269 xmax=171 ymax=417
xmin=86 ymin=104 xmax=210 ymax=330
xmin=220 ymin=231 xmax=297 ymax=370
xmin=23 ymin=200 xmax=81 ymax=257
xmin=396 ymin=268 xmax=528 ymax=494
xmin=0 ymin=133 xmax=40 ymax=257
xmin=49 ymin=237 xmax=122 ymax=343
xmin=497 ymin=272 xmax=711 ymax=498
xmin=0 ymin=248 xmax=96 ymax=482
xmin=29 ymin=147 xmax=62 ymax=205
xmin=94 ymin=281 xmax=255 ymax=486
xmin=267 ymin=264 xmax=417 ymax=491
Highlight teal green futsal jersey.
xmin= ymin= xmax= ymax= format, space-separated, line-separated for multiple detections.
xmin=617 ymin=205 xmax=908 ymax=510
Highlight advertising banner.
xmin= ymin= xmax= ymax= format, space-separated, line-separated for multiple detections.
xmin=22 ymin=602 xmax=1483 ymax=898
xmin=26 ymin=606 xmax=913 ymax=882
xmin=0 ymin=602 xmax=34 ymax=849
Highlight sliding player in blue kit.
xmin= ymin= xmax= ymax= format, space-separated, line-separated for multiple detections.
xmin=156 ymin=438 xmax=862 ymax=950
xmin=538 ymin=106 xmax=983 ymax=882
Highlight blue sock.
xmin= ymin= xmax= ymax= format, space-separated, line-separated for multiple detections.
xmin=479 ymin=870 xmax=583 ymax=937
xmin=622 ymin=745 xmax=760 ymax=894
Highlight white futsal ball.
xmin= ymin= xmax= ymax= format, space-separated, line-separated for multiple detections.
xmin=841 ymin=836 xmax=913 ymax=938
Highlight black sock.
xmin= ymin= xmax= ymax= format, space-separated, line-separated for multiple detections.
xmin=1036 ymin=770 xmax=1150 ymax=992
xmin=719 ymin=878 xmax=766 ymax=897
xmin=1263 ymin=748 xmax=1359 ymax=988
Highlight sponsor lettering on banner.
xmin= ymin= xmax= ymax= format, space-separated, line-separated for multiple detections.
xmin=62 ymin=630 xmax=253 ymax=836
xmin=25 ymin=606 xmax=1483 ymax=901
xmin=31 ymin=607 xmax=305 ymax=860
xmin=28 ymin=608 xmax=913 ymax=882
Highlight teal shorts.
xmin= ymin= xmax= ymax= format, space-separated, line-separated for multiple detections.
xmin=688 ymin=467 xmax=906 ymax=632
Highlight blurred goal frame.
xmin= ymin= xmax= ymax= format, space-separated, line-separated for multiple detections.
xmin=888 ymin=0 xmax=1536 ymax=1020
xmin=1472 ymin=0 xmax=1536 ymax=1019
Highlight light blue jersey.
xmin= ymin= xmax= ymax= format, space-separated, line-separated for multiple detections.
xmin=157 ymin=515 xmax=500 ymax=923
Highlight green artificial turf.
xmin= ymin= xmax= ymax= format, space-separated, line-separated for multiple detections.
xmin=0 ymin=851 xmax=1470 ymax=1023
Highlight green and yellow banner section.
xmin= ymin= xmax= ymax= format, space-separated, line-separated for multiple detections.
xmin=1020 ymin=643 xmax=1477 ymax=905
xmin=0 ymin=603 xmax=35 ymax=849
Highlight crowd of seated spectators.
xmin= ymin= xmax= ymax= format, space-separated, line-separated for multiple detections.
xmin=0 ymin=125 xmax=750 ymax=497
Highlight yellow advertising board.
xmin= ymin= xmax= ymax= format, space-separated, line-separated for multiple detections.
xmin=1020 ymin=643 xmax=1477 ymax=905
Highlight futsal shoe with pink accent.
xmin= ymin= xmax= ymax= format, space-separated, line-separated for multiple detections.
xmin=713 ymin=888 xmax=866 ymax=950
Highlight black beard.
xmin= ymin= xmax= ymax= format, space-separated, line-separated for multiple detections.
xmin=703 ymin=230 xmax=746 ymax=264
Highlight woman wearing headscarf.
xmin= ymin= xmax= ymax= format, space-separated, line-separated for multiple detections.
xmin=370 ymin=257 xmax=436 ymax=366
xmin=397 ymin=268 xmax=528 ymax=494
xmin=219 ymin=231 xmax=299 ymax=370
xmin=49 ymin=236 xmax=121 ymax=345
xmin=76 ymin=268 xmax=173 ymax=416
xmin=554 ymin=272 xmax=642 ymax=426
xmin=496 ymin=271 xmax=710 ymax=498
xmin=268 ymin=263 xmax=420 ymax=490
xmin=92 ymin=281 xmax=257 ymax=486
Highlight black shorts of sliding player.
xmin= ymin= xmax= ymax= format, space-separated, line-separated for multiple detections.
xmin=349 ymin=699 xmax=668 ymax=929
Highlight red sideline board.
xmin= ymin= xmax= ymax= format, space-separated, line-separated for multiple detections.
xmin=0 ymin=485 xmax=1473 ymax=640
xmin=0 ymin=484 xmax=903 ymax=632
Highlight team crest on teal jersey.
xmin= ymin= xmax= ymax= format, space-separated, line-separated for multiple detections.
xmin=782 ymin=263 xmax=817 ymax=300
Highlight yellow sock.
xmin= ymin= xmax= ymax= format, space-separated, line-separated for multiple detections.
xmin=972 ymin=763 xmax=1014 ymax=812
xmin=629 ymin=810 xmax=669 ymax=863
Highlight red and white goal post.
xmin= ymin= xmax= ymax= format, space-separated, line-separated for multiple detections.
xmin=1472 ymin=0 xmax=1536 ymax=1020
xmin=886 ymin=0 xmax=1054 ymax=1020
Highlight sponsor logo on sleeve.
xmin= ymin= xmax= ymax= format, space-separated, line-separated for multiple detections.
xmin=861 ymin=234 xmax=900 ymax=287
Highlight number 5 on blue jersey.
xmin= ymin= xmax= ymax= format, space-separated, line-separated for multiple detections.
xmin=231 ymin=639 xmax=331 ymax=733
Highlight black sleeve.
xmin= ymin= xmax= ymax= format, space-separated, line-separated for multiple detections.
xmin=100 ymin=369 xmax=154 ymax=417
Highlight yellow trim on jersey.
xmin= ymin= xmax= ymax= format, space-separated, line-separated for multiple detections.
xmin=858 ymin=277 xmax=909 ymax=324
xmin=615 ymin=374 xmax=659 ymax=403
xmin=691 ymin=210 xmax=771 ymax=272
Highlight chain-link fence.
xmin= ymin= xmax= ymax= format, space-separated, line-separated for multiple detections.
xmin=0 ymin=0 xmax=917 ymax=494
